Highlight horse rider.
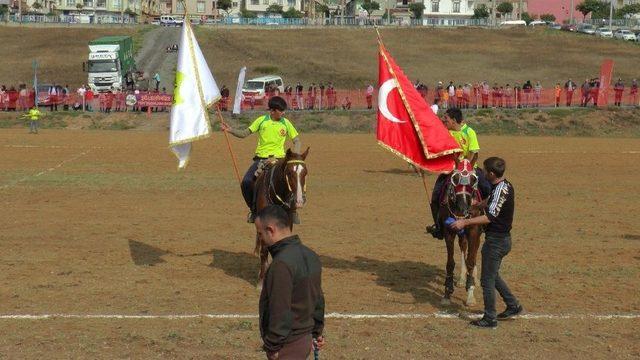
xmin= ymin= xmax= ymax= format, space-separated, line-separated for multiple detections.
xmin=221 ymin=96 xmax=302 ymax=223
xmin=426 ymin=107 xmax=492 ymax=240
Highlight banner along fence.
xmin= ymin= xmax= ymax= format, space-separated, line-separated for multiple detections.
xmin=1 ymin=88 xmax=638 ymax=114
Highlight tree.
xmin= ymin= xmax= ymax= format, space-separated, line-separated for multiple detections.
xmin=361 ymin=0 xmax=379 ymax=13
xmin=576 ymin=0 xmax=607 ymax=20
xmin=240 ymin=8 xmax=256 ymax=18
xmin=75 ymin=3 xmax=83 ymax=9
xmin=315 ymin=3 xmax=329 ymax=17
xmin=496 ymin=2 xmax=513 ymax=18
xmin=31 ymin=1 xmax=42 ymax=10
xmin=265 ymin=4 xmax=283 ymax=14
xmin=616 ymin=4 xmax=640 ymax=18
xmin=521 ymin=11 xmax=534 ymax=24
xmin=409 ymin=2 xmax=425 ymax=19
xmin=217 ymin=0 xmax=232 ymax=14
xmin=539 ymin=13 xmax=556 ymax=23
xmin=472 ymin=4 xmax=490 ymax=19
xmin=282 ymin=7 xmax=303 ymax=18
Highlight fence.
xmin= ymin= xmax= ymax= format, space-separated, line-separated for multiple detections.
xmin=1 ymin=87 xmax=638 ymax=114
xmin=6 ymin=14 xmax=137 ymax=24
xmin=585 ymin=18 xmax=640 ymax=28
xmin=2 ymin=14 xmax=488 ymax=27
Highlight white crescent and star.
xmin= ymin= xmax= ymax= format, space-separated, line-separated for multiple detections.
xmin=378 ymin=79 xmax=406 ymax=124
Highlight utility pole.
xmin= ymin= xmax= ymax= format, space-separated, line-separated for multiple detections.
xmin=570 ymin=0 xmax=574 ymax=24
xmin=609 ymin=0 xmax=613 ymax=31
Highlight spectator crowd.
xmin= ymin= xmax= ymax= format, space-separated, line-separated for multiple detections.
xmin=2 ymin=77 xmax=639 ymax=114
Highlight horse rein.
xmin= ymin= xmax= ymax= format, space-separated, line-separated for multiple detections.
xmin=267 ymin=159 xmax=307 ymax=209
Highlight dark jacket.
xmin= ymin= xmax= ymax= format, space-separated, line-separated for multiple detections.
xmin=259 ymin=235 xmax=324 ymax=352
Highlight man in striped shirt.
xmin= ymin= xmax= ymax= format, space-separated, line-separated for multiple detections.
xmin=450 ymin=157 xmax=522 ymax=328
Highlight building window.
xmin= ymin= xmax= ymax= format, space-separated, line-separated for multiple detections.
xmin=232 ymin=1 xmax=237 ymax=7
xmin=113 ymin=0 xmax=121 ymax=9
xmin=197 ymin=0 xmax=205 ymax=12
xmin=67 ymin=0 xmax=75 ymax=6
xmin=431 ymin=0 xmax=439 ymax=13
xmin=84 ymin=0 xmax=92 ymax=7
xmin=96 ymin=0 xmax=105 ymax=7
xmin=452 ymin=0 xmax=460 ymax=13
xmin=250 ymin=0 xmax=258 ymax=4
xmin=262 ymin=0 xmax=268 ymax=5
xmin=177 ymin=1 xmax=184 ymax=11
xmin=287 ymin=0 xmax=294 ymax=6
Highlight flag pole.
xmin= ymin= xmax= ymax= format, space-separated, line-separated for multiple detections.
xmin=376 ymin=25 xmax=433 ymax=204
xmin=215 ymin=108 xmax=242 ymax=184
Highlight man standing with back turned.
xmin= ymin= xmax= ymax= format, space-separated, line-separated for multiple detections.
xmin=450 ymin=157 xmax=523 ymax=328
xmin=255 ymin=205 xmax=326 ymax=359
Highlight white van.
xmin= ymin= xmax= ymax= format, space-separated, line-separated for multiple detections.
xmin=160 ymin=15 xmax=183 ymax=26
xmin=242 ymin=75 xmax=285 ymax=102
xmin=499 ymin=20 xmax=527 ymax=28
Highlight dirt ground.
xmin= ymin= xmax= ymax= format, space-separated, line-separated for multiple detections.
xmin=0 ymin=129 xmax=639 ymax=358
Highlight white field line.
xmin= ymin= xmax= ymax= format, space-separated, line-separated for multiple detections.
xmin=0 ymin=312 xmax=638 ymax=321
xmin=3 ymin=145 xmax=103 ymax=149
xmin=0 ymin=150 xmax=90 ymax=190
xmin=517 ymin=150 xmax=640 ymax=154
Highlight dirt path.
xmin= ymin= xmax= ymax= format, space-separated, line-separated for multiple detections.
xmin=134 ymin=26 xmax=180 ymax=93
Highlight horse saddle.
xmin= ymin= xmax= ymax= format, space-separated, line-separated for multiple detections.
xmin=254 ymin=157 xmax=278 ymax=179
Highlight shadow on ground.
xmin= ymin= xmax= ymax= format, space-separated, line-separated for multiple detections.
xmin=128 ymin=239 xmax=170 ymax=266
xmin=128 ymin=240 xmax=466 ymax=311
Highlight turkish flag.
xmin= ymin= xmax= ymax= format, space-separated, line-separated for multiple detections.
xmin=376 ymin=44 xmax=460 ymax=173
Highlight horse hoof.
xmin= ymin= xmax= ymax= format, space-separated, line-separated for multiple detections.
xmin=441 ymin=298 xmax=451 ymax=306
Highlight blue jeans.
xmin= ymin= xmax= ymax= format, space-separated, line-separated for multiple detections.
xmin=241 ymin=159 xmax=261 ymax=210
xmin=481 ymin=232 xmax=519 ymax=321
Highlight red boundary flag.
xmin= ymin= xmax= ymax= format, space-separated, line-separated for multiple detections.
xmin=376 ymin=43 xmax=461 ymax=173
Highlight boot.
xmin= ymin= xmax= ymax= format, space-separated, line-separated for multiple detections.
xmin=426 ymin=202 xmax=443 ymax=240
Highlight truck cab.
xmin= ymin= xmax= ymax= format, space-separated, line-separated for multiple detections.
xmin=87 ymin=36 xmax=135 ymax=93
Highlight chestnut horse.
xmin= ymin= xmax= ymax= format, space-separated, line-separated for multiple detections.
xmin=438 ymin=158 xmax=486 ymax=306
xmin=254 ymin=148 xmax=309 ymax=288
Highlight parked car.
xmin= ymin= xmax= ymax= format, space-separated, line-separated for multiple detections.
xmin=595 ymin=27 xmax=613 ymax=38
xmin=242 ymin=75 xmax=284 ymax=104
xmin=549 ymin=23 xmax=562 ymax=30
xmin=561 ymin=24 xmax=577 ymax=32
xmin=529 ymin=20 xmax=547 ymax=27
xmin=160 ymin=15 xmax=183 ymax=26
xmin=614 ymin=29 xmax=637 ymax=41
xmin=577 ymin=23 xmax=596 ymax=35
xmin=150 ymin=17 xmax=160 ymax=25
xmin=499 ymin=20 xmax=527 ymax=28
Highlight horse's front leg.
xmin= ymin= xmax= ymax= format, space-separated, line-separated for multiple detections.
xmin=463 ymin=226 xmax=482 ymax=306
xmin=457 ymin=235 xmax=468 ymax=288
xmin=441 ymin=231 xmax=456 ymax=306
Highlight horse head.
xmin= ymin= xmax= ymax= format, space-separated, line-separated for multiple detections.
xmin=283 ymin=147 xmax=309 ymax=209
xmin=447 ymin=157 xmax=478 ymax=219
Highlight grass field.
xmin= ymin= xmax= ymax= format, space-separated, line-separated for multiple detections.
xmin=0 ymin=129 xmax=639 ymax=358
xmin=2 ymin=26 xmax=640 ymax=90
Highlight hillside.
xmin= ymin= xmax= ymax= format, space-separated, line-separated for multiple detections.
xmin=1 ymin=25 xmax=640 ymax=90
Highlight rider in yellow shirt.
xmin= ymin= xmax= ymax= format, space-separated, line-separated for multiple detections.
xmin=222 ymin=96 xmax=302 ymax=222
xmin=427 ymin=108 xmax=491 ymax=239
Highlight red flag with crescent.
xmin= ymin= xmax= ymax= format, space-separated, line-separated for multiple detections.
xmin=376 ymin=43 xmax=461 ymax=173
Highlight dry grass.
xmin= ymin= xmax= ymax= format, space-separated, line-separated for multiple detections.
xmin=195 ymin=27 xmax=640 ymax=89
xmin=2 ymin=26 xmax=640 ymax=89
xmin=0 ymin=26 xmax=139 ymax=87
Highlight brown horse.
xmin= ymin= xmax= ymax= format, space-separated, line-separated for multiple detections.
xmin=438 ymin=158 xmax=486 ymax=306
xmin=254 ymin=148 xmax=309 ymax=288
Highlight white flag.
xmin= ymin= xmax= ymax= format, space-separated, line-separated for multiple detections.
xmin=169 ymin=22 xmax=220 ymax=169
xmin=232 ymin=66 xmax=246 ymax=115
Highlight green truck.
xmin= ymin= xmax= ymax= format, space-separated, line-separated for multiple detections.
xmin=87 ymin=36 xmax=135 ymax=92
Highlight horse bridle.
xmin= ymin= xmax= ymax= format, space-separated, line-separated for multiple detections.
xmin=268 ymin=159 xmax=307 ymax=209
xmin=447 ymin=166 xmax=478 ymax=219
